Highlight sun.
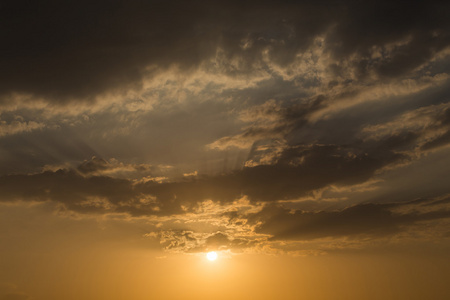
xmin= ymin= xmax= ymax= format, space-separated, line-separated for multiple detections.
xmin=206 ymin=251 xmax=218 ymax=261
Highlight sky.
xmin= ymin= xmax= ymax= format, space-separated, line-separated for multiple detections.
xmin=1 ymin=1 xmax=450 ymax=299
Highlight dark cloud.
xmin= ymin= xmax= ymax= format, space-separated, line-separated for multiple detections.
xmin=1 ymin=0 xmax=448 ymax=101
xmin=421 ymin=130 xmax=450 ymax=150
xmin=0 ymin=137 xmax=409 ymax=216
xmin=247 ymin=198 xmax=450 ymax=241
xmin=0 ymin=129 xmax=99 ymax=176
xmin=156 ymin=139 xmax=405 ymax=202
xmin=326 ymin=1 xmax=450 ymax=77
xmin=0 ymin=169 xmax=140 ymax=212
xmin=1 ymin=0 xmax=215 ymax=101
xmin=76 ymin=156 xmax=155 ymax=178
xmin=77 ymin=156 xmax=109 ymax=174
xmin=160 ymin=230 xmax=259 ymax=253
xmin=417 ymin=107 xmax=450 ymax=151
xmin=154 ymin=195 xmax=450 ymax=253
xmin=0 ymin=144 xmax=449 ymax=254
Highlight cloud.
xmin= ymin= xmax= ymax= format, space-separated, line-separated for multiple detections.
xmin=0 ymin=169 xmax=137 ymax=212
xmin=1 ymin=0 xmax=448 ymax=103
xmin=0 ymin=137 xmax=409 ymax=217
xmin=248 ymin=198 xmax=450 ymax=241
xmin=147 ymin=194 xmax=450 ymax=255
xmin=1 ymin=0 xmax=449 ymax=183
xmin=360 ymin=102 xmax=450 ymax=153
xmin=206 ymin=98 xmax=318 ymax=151
xmin=76 ymin=156 xmax=161 ymax=179
xmin=1 ymin=0 xmax=450 ymax=260
xmin=0 ymin=119 xmax=45 ymax=137
xmin=1 ymin=154 xmax=449 ymax=255
xmin=157 ymin=230 xmax=261 ymax=253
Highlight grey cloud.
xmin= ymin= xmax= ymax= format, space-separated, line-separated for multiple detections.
xmin=0 ymin=169 xmax=138 ymax=212
xmin=134 ymin=140 xmax=408 ymax=208
xmin=1 ymin=0 xmax=448 ymax=102
xmin=77 ymin=156 xmax=110 ymax=174
xmin=1 ymin=0 xmax=215 ymax=101
xmin=0 ymin=137 xmax=409 ymax=217
xmin=326 ymin=1 xmax=450 ymax=78
xmin=421 ymin=130 xmax=450 ymax=150
xmin=0 ymin=96 xmax=242 ymax=177
xmin=247 ymin=198 xmax=450 ymax=241
xmin=207 ymin=95 xmax=325 ymax=152
xmin=1 ymin=153 xmax=448 ymax=254
xmin=0 ymin=168 xmax=190 ymax=216
xmin=419 ymin=106 xmax=450 ymax=150
xmin=211 ymin=80 xmax=450 ymax=165
xmin=360 ymin=101 xmax=450 ymax=152
xmin=0 ymin=166 xmax=183 ymax=216
xmin=76 ymin=156 xmax=158 ymax=179
xmin=0 ymin=128 xmax=99 ymax=176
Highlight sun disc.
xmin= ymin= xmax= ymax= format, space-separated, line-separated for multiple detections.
xmin=206 ymin=251 xmax=218 ymax=261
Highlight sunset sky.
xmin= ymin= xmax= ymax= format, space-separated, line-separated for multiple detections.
xmin=1 ymin=1 xmax=450 ymax=299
